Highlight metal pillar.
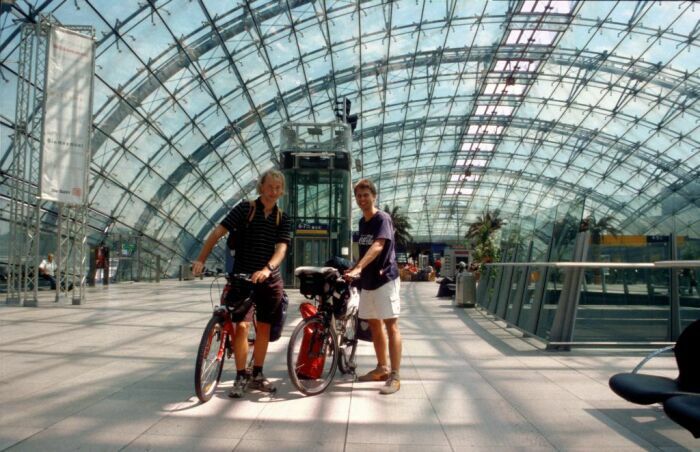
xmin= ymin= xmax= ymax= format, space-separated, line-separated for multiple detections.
xmin=7 ymin=22 xmax=50 ymax=307
xmin=669 ymin=233 xmax=680 ymax=339
xmin=74 ymin=206 xmax=87 ymax=304
xmin=547 ymin=230 xmax=590 ymax=350
xmin=57 ymin=204 xmax=87 ymax=304
xmin=6 ymin=20 xmax=94 ymax=307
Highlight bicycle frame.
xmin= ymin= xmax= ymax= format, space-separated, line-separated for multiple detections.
xmin=212 ymin=306 xmax=236 ymax=360
xmin=306 ymin=283 xmax=359 ymax=369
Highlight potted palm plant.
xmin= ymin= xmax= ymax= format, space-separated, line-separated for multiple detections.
xmin=384 ymin=205 xmax=414 ymax=251
xmin=384 ymin=205 xmax=415 ymax=280
xmin=465 ymin=210 xmax=505 ymax=281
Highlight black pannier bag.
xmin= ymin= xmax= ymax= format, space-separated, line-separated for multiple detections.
xmin=269 ymin=291 xmax=289 ymax=342
xmin=331 ymin=278 xmax=351 ymax=319
xmin=356 ymin=317 xmax=373 ymax=342
xmin=297 ymin=267 xmax=340 ymax=299
xmin=222 ymin=281 xmax=254 ymax=322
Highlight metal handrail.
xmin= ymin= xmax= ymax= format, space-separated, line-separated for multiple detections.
xmin=485 ymin=260 xmax=700 ymax=269
xmin=632 ymin=345 xmax=675 ymax=373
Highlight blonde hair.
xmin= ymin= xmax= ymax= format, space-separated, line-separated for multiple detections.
xmin=256 ymin=168 xmax=285 ymax=194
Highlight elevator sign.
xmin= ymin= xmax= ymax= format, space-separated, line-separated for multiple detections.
xmin=296 ymin=222 xmax=329 ymax=236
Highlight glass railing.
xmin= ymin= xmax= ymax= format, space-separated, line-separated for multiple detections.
xmin=478 ymin=260 xmax=700 ymax=347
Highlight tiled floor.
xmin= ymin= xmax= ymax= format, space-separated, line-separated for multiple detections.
xmin=0 ymin=279 xmax=697 ymax=451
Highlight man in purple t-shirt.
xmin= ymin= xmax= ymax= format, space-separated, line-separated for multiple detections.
xmin=345 ymin=178 xmax=402 ymax=395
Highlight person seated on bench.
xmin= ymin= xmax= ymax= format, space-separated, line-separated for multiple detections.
xmin=38 ymin=253 xmax=57 ymax=290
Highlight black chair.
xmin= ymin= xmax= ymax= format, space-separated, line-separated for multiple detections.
xmin=437 ymin=276 xmax=455 ymax=297
xmin=663 ymin=395 xmax=700 ymax=438
xmin=608 ymin=319 xmax=700 ymax=405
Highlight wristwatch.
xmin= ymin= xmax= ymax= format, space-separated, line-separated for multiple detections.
xmin=266 ymin=263 xmax=277 ymax=271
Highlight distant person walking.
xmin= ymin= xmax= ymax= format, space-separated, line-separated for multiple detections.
xmin=96 ymin=243 xmax=109 ymax=284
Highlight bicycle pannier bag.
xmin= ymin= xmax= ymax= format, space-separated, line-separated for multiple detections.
xmin=356 ymin=317 xmax=373 ymax=342
xmin=270 ymin=290 xmax=289 ymax=342
xmin=222 ymin=282 xmax=254 ymax=322
xmin=331 ymin=279 xmax=351 ymax=319
xmin=295 ymin=302 xmax=326 ymax=379
xmin=298 ymin=272 xmax=331 ymax=299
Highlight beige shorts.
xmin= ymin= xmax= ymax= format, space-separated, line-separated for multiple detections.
xmin=359 ymin=278 xmax=400 ymax=320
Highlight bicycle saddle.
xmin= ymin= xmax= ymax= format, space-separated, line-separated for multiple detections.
xmin=294 ymin=266 xmax=340 ymax=278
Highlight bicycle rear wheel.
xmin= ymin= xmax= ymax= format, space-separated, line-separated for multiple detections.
xmin=195 ymin=316 xmax=227 ymax=402
xmin=287 ymin=317 xmax=338 ymax=396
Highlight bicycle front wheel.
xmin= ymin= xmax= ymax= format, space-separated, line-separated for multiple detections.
xmin=195 ymin=316 xmax=227 ymax=402
xmin=337 ymin=311 xmax=359 ymax=375
xmin=287 ymin=317 xmax=338 ymax=396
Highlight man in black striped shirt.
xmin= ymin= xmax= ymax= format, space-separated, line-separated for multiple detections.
xmin=193 ymin=169 xmax=291 ymax=397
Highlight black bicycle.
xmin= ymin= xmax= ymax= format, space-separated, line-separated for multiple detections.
xmin=286 ymin=266 xmax=359 ymax=396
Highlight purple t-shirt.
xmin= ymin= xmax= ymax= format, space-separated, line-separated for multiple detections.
xmin=357 ymin=210 xmax=399 ymax=290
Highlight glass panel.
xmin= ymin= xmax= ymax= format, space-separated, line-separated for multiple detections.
xmin=475 ymin=105 xmax=515 ymax=116
xmin=506 ymin=30 xmax=558 ymax=46
xmin=575 ymin=267 xmax=671 ymax=341
xmin=521 ymin=1 xmax=574 ymax=14
xmin=494 ymin=60 xmax=540 ymax=72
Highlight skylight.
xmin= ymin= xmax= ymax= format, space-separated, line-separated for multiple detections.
xmin=461 ymin=142 xmax=496 ymax=152
xmin=493 ymin=59 xmax=540 ymax=73
xmin=521 ymin=0 xmax=574 ymax=14
xmin=483 ymin=83 xmax=527 ymax=96
xmin=467 ymin=125 xmax=504 ymax=135
xmin=450 ymin=174 xmax=481 ymax=182
xmin=506 ymin=29 xmax=558 ymax=46
xmin=456 ymin=159 xmax=488 ymax=167
xmin=475 ymin=105 xmax=515 ymax=116
xmin=445 ymin=187 xmax=474 ymax=196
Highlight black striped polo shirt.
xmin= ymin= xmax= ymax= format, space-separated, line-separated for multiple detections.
xmin=220 ymin=197 xmax=292 ymax=274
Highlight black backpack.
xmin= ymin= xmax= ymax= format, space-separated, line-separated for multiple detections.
xmin=225 ymin=201 xmax=281 ymax=253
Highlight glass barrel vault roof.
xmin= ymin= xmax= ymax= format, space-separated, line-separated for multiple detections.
xmin=0 ymin=0 xmax=698 ymax=264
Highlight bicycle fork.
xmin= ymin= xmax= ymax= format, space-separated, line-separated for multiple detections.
xmin=308 ymin=325 xmax=331 ymax=358
xmin=214 ymin=309 xmax=235 ymax=360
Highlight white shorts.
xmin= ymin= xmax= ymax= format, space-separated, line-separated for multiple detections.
xmin=359 ymin=278 xmax=400 ymax=320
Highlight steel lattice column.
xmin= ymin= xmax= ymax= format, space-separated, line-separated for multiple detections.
xmin=56 ymin=204 xmax=87 ymax=304
xmin=7 ymin=22 xmax=49 ymax=306
xmin=7 ymin=20 xmax=94 ymax=307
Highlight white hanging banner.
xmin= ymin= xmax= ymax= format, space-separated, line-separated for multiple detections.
xmin=40 ymin=26 xmax=95 ymax=205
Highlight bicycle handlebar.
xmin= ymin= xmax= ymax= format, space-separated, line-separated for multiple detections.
xmin=228 ymin=273 xmax=253 ymax=282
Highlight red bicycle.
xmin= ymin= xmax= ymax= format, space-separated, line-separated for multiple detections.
xmin=194 ymin=273 xmax=255 ymax=402
xmin=287 ymin=266 xmax=359 ymax=396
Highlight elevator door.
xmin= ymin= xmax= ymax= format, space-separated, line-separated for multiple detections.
xmin=294 ymin=238 xmax=329 ymax=272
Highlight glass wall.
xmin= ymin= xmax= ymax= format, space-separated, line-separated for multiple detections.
xmin=478 ymin=197 xmax=700 ymax=345
xmin=576 ymin=236 xmax=673 ymax=341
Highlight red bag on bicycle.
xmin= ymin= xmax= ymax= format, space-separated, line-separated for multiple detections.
xmin=295 ymin=302 xmax=326 ymax=380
